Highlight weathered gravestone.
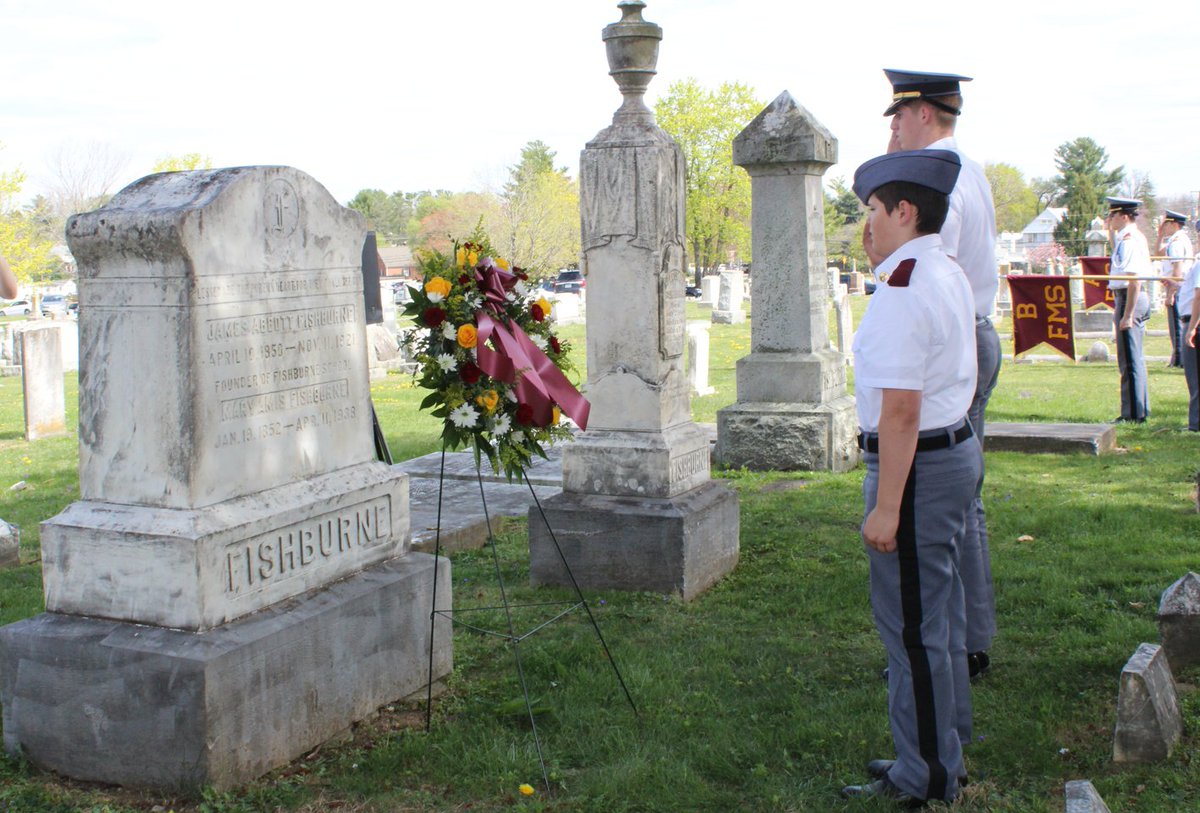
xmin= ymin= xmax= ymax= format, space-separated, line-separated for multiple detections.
xmin=700 ymin=274 xmax=719 ymax=307
xmin=714 ymin=92 xmax=858 ymax=472
xmin=1065 ymin=780 xmax=1112 ymax=813
xmin=0 ymin=520 xmax=17 ymax=569
xmin=711 ymin=269 xmax=745 ymax=324
xmin=528 ymin=1 xmax=738 ymax=599
xmin=686 ymin=321 xmax=715 ymax=396
xmin=1112 ymin=643 xmax=1182 ymax=763
xmin=19 ymin=325 xmax=67 ymax=440
xmin=1158 ymin=572 xmax=1200 ymax=672
xmin=0 ymin=167 xmax=451 ymax=790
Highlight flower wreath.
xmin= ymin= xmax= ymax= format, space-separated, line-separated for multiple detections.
xmin=402 ymin=234 xmax=589 ymax=479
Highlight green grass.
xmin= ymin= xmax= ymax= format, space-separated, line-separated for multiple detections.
xmin=0 ymin=304 xmax=1197 ymax=812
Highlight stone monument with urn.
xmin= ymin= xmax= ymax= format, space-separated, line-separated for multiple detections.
xmin=0 ymin=166 xmax=451 ymax=790
xmin=527 ymin=1 xmax=739 ymax=599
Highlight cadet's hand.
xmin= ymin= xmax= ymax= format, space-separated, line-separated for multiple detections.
xmin=862 ymin=507 xmax=899 ymax=553
xmin=1119 ymin=316 xmax=1133 ymax=330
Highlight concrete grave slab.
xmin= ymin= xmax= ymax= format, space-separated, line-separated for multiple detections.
xmin=984 ymin=422 xmax=1116 ymax=455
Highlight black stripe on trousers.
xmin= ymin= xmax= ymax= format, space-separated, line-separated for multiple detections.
xmin=1117 ymin=325 xmax=1142 ymax=420
xmin=897 ymin=460 xmax=949 ymax=801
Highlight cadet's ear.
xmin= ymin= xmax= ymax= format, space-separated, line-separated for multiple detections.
xmin=896 ymin=199 xmax=919 ymax=227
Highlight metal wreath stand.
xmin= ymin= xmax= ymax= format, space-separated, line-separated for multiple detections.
xmin=423 ymin=440 xmax=638 ymax=792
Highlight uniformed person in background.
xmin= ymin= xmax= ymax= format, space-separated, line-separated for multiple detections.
xmin=877 ymin=68 xmax=998 ymax=680
xmin=1179 ymin=229 xmax=1200 ymax=431
xmin=841 ymin=149 xmax=980 ymax=806
xmin=1107 ymin=197 xmax=1152 ymax=422
xmin=1158 ymin=210 xmax=1193 ymax=368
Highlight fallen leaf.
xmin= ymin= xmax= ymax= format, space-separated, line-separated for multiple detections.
xmin=1017 ymin=534 xmax=1035 ymax=542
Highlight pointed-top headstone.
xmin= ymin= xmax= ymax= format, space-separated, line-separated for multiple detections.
xmin=733 ymin=91 xmax=837 ymax=167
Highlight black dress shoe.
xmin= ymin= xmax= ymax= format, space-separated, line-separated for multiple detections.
xmin=968 ymin=651 xmax=991 ymax=680
xmin=840 ymin=777 xmax=924 ymax=808
xmin=867 ymin=758 xmax=969 ymax=787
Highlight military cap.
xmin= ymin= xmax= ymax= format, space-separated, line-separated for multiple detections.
xmin=1106 ymin=196 xmax=1141 ymax=216
xmin=853 ymin=149 xmax=962 ymax=204
xmin=883 ymin=69 xmax=972 ymax=116
xmin=1164 ymin=209 xmax=1187 ymax=224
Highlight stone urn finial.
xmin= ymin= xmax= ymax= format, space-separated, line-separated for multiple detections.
xmin=603 ymin=1 xmax=662 ymax=124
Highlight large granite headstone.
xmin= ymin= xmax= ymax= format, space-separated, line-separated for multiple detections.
xmin=0 ymin=167 xmax=451 ymax=790
xmin=1158 ymin=572 xmax=1200 ymax=672
xmin=528 ymin=2 xmax=738 ymax=599
xmin=714 ymin=92 xmax=858 ymax=472
xmin=1112 ymin=643 xmax=1182 ymax=763
xmin=19 ymin=325 xmax=67 ymax=440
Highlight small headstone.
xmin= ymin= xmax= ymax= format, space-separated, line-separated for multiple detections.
xmin=1158 ymin=572 xmax=1200 ymax=672
xmin=550 ymin=292 xmax=584 ymax=325
xmin=1065 ymin=780 xmax=1111 ymax=813
xmin=1075 ymin=310 xmax=1113 ymax=333
xmin=686 ymin=322 xmax=715 ymax=396
xmin=19 ymin=325 xmax=67 ymax=440
xmin=1113 ymin=642 xmax=1182 ymax=763
xmin=711 ymin=269 xmax=745 ymax=324
xmin=1086 ymin=341 xmax=1110 ymax=363
xmin=0 ymin=520 xmax=18 ymax=569
xmin=849 ymin=270 xmax=866 ymax=295
xmin=836 ymin=295 xmax=853 ymax=360
xmin=700 ymin=275 xmax=720 ymax=307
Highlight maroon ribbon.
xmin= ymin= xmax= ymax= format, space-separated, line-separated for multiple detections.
xmin=472 ymin=261 xmax=590 ymax=430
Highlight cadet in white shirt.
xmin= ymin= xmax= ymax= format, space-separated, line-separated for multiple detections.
xmin=1106 ymin=197 xmax=1152 ymax=422
xmin=1179 ymin=238 xmax=1200 ymax=430
xmin=1158 ymin=210 xmax=1193 ymax=368
xmin=841 ymin=149 xmax=980 ymax=807
xmin=879 ymin=68 xmax=998 ymax=679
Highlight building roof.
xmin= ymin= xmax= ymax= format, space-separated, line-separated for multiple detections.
xmin=1021 ymin=207 xmax=1066 ymax=236
xmin=378 ymin=245 xmax=414 ymax=268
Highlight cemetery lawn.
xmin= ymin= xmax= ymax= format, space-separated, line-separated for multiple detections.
xmin=0 ymin=304 xmax=1197 ymax=812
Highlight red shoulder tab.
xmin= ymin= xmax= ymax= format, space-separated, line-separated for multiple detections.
xmin=887 ymin=258 xmax=916 ymax=287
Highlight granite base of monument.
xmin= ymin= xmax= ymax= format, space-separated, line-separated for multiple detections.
xmin=527 ymin=481 xmax=738 ymax=600
xmin=0 ymin=554 xmax=451 ymax=791
xmin=715 ymin=399 xmax=859 ymax=472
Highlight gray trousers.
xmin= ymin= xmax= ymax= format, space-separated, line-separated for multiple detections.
xmin=1183 ymin=316 xmax=1198 ymax=431
xmin=863 ymin=427 xmax=981 ymax=803
xmin=962 ymin=316 xmax=1000 ymax=652
xmin=1113 ymin=289 xmax=1150 ymax=421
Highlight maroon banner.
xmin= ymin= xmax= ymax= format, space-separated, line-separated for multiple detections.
xmin=1006 ymin=275 xmax=1075 ymax=360
xmin=1079 ymin=256 xmax=1115 ymax=311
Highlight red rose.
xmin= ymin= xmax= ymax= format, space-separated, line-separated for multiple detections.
xmin=460 ymin=361 xmax=482 ymax=385
xmin=515 ymin=403 xmax=534 ymax=425
xmin=458 ymin=274 xmax=471 ymax=286
xmin=515 ymin=268 xmax=528 ymax=280
xmin=549 ymin=335 xmax=561 ymax=354
xmin=531 ymin=303 xmax=545 ymax=322
xmin=423 ymin=307 xmax=446 ymax=328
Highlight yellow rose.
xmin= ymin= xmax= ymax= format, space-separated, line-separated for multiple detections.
xmin=552 ymin=406 xmax=561 ymax=425
xmin=496 ymin=257 xmax=510 ymax=271
xmin=457 ymin=324 xmax=478 ymax=349
xmin=455 ymin=247 xmax=467 ymax=268
xmin=476 ymin=389 xmax=499 ymax=412
xmin=468 ymin=250 xmax=479 ymax=267
xmin=536 ymin=297 xmax=552 ymax=315
xmin=424 ymin=277 xmax=452 ymax=301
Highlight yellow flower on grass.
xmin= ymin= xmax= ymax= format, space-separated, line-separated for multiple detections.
xmin=424 ymin=277 xmax=452 ymax=303
xmin=457 ymin=324 xmax=478 ymax=349
xmin=476 ymin=389 xmax=499 ymax=412
xmin=519 ymin=783 xmax=535 ymax=796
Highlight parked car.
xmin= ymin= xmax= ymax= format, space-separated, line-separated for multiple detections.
xmin=0 ymin=300 xmax=33 ymax=316
xmin=685 ymin=284 xmax=702 ymax=299
xmin=41 ymin=294 xmax=69 ymax=315
xmin=554 ymin=269 xmax=585 ymax=295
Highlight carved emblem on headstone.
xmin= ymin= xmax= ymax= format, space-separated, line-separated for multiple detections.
xmin=264 ymin=178 xmax=300 ymax=238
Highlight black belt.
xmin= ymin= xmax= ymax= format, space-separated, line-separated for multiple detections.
xmin=857 ymin=422 xmax=973 ymax=454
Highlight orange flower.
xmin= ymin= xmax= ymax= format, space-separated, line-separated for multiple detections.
xmin=552 ymin=406 xmax=561 ymax=425
xmin=496 ymin=257 xmax=511 ymax=271
xmin=424 ymin=277 xmax=452 ymax=302
xmin=476 ymin=389 xmax=499 ymax=412
xmin=456 ymin=324 xmax=478 ymax=349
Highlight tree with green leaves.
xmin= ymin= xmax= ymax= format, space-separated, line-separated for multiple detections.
xmin=0 ymin=158 xmax=56 ymax=289
xmin=984 ymin=163 xmax=1039 ymax=233
xmin=655 ymin=79 xmax=761 ymax=284
xmin=494 ymin=141 xmax=580 ymax=277
xmin=1049 ymin=137 xmax=1123 ymax=254
xmin=151 ymin=153 xmax=212 ymax=172
xmin=347 ymin=189 xmax=415 ymax=246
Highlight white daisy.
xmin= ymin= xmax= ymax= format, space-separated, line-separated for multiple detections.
xmin=491 ymin=413 xmax=512 ymax=436
xmin=449 ymin=403 xmax=478 ymax=429
xmin=466 ymin=294 xmax=483 ymax=310
xmin=435 ymin=353 xmax=457 ymax=372
xmin=441 ymin=322 xmax=457 ymax=340
xmin=514 ymin=281 xmax=531 ymax=297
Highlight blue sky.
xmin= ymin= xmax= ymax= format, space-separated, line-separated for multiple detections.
xmin=1 ymin=0 xmax=1195 ymax=208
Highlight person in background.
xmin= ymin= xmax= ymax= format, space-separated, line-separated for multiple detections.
xmin=1158 ymin=210 xmax=1193 ymax=368
xmin=1106 ymin=197 xmax=1152 ymax=422
xmin=841 ymin=148 xmax=980 ymax=807
xmin=1180 ymin=229 xmax=1200 ymax=431
xmin=0 ymin=253 xmax=17 ymax=300
xmin=878 ymin=68 xmax=999 ymax=680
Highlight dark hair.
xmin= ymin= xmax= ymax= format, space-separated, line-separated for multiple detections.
xmin=871 ymin=181 xmax=950 ymax=234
